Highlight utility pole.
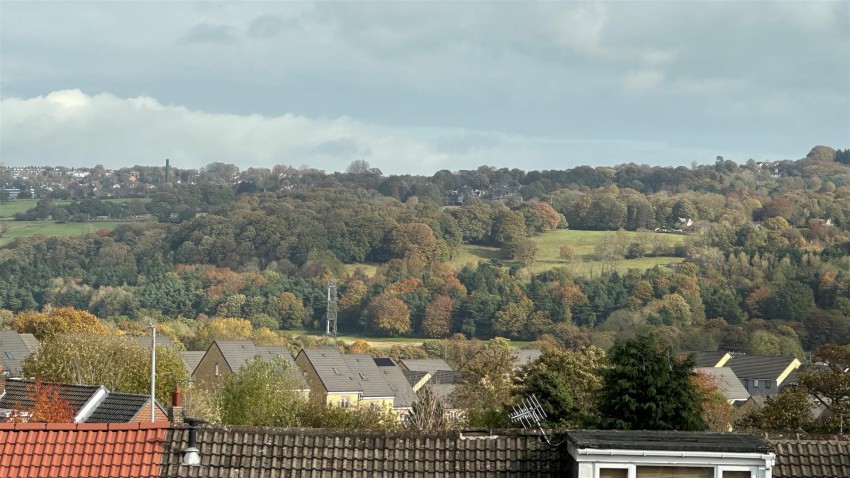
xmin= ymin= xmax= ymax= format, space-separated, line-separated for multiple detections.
xmin=326 ymin=279 xmax=338 ymax=347
xmin=149 ymin=322 xmax=156 ymax=422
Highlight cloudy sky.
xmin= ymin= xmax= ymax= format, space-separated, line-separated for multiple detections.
xmin=1 ymin=1 xmax=848 ymax=175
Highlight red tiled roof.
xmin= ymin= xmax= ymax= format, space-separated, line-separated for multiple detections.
xmin=0 ymin=422 xmax=169 ymax=478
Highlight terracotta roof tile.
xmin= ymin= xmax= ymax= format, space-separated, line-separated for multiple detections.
xmin=0 ymin=422 xmax=169 ymax=478
xmin=771 ymin=437 xmax=850 ymax=478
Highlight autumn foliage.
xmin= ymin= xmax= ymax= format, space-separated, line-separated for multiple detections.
xmin=9 ymin=379 xmax=75 ymax=423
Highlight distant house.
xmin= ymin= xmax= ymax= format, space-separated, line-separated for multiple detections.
xmin=341 ymin=354 xmax=395 ymax=410
xmin=0 ymin=331 xmax=39 ymax=378
xmin=295 ymin=348 xmax=363 ymax=409
xmin=696 ymin=367 xmax=750 ymax=403
xmin=681 ymin=350 xmax=733 ymax=368
xmin=0 ymin=378 xmax=168 ymax=424
xmin=398 ymin=358 xmax=453 ymax=375
xmin=512 ymin=349 xmax=543 ymax=370
xmin=191 ymin=340 xmax=305 ymax=391
xmin=725 ymin=355 xmax=801 ymax=397
xmin=373 ymin=357 xmax=417 ymax=416
xmin=180 ymin=351 xmax=206 ymax=378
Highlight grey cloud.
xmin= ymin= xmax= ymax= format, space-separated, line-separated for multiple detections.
xmin=311 ymin=138 xmax=369 ymax=158
xmin=248 ymin=15 xmax=296 ymax=39
xmin=179 ymin=22 xmax=237 ymax=45
xmin=436 ymin=134 xmax=501 ymax=155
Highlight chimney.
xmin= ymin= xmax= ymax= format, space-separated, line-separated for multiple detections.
xmin=169 ymin=385 xmax=184 ymax=425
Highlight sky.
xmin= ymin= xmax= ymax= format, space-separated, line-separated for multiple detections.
xmin=1 ymin=1 xmax=848 ymax=175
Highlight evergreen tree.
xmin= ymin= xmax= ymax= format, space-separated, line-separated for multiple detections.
xmin=597 ymin=334 xmax=706 ymax=431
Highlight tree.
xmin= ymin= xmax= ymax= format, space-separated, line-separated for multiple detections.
xmin=8 ymin=379 xmax=75 ymax=423
xmin=192 ymin=317 xmax=253 ymax=350
xmin=422 ymin=295 xmax=453 ymax=338
xmin=798 ymin=344 xmax=850 ymax=433
xmin=452 ymin=338 xmax=517 ymax=426
xmin=367 ymin=294 xmax=412 ymax=337
xmin=271 ymin=292 xmax=308 ymax=330
xmin=558 ymin=244 xmax=575 ymax=261
xmin=407 ymin=386 xmax=449 ymax=430
xmin=218 ymin=356 xmax=306 ymax=426
xmin=22 ymin=333 xmax=187 ymax=405
xmin=597 ymin=334 xmax=707 ymax=431
xmin=12 ymin=307 xmax=110 ymax=340
xmin=518 ymin=346 xmax=606 ymax=427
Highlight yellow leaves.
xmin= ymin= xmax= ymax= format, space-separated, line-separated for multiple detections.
xmin=12 ymin=307 xmax=111 ymax=340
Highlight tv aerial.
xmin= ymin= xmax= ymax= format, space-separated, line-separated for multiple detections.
xmin=509 ymin=395 xmax=563 ymax=446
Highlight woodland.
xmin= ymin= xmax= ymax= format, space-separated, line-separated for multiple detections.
xmin=1 ymin=145 xmax=850 ymax=359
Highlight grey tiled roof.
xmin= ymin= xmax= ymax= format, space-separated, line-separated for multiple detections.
xmin=161 ymin=426 xmax=567 ymax=478
xmin=0 ymin=378 xmax=100 ymax=414
xmin=342 ymin=354 xmax=394 ymax=399
xmin=180 ymin=351 xmax=206 ymax=376
xmin=696 ymin=367 xmax=750 ymax=402
xmin=298 ymin=349 xmax=362 ymax=394
xmin=0 ymin=331 xmax=39 ymax=377
xmin=398 ymin=359 xmax=453 ymax=374
xmin=771 ymin=437 xmax=850 ymax=478
xmin=373 ymin=357 xmax=416 ymax=409
xmin=726 ymin=355 xmax=800 ymax=382
xmin=681 ymin=350 xmax=730 ymax=368
xmin=84 ymin=393 xmax=165 ymax=423
xmin=131 ymin=334 xmax=174 ymax=349
xmin=403 ymin=370 xmax=429 ymax=386
xmin=430 ymin=370 xmax=461 ymax=385
xmin=512 ymin=349 xmax=543 ymax=369
xmin=568 ymin=430 xmax=773 ymax=453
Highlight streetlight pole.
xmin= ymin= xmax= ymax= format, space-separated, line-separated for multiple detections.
xmin=149 ymin=322 xmax=156 ymax=422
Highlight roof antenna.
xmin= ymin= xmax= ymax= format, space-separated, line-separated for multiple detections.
xmin=509 ymin=395 xmax=564 ymax=446
xmin=325 ymin=279 xmax=338 ymax=348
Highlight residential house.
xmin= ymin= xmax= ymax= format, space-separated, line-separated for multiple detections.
xmin=180 ymin=351 xmax=205 ymax=378
xmin=0 ymin=421 xmax=171 ymax=478
xmin=341 ymin=354 xmax=395 ymax=410
xmin=0 ymin=377 xmax=168 ymax=423
xmin=7 ymin=422 xmax=850 ymax=477
xmin=682 ymin=350 xmax=733 ymax=368
xmin=0 ymin=331 xmax=39 ymax=377
xmin=513 ymin=348 xmax=543 ymax=370
xmin=191 ymin=340 xmax=306 ymax=391
xmin=696 ymin=367 xmax=750 ymax=404
xmin=295 ymin=348 xmax=363 ymax=408
xmin=725 ymin=355 xmax=801 ymax=397
xmin=398 ymin=358 xmax=453 ymax=375
xmin=373 ymin=357 xmax=417 ymax=416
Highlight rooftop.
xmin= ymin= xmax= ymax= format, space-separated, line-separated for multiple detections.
xmin=298 ymin=348 xmax=363 ymax=394
xmin=0 ymin=331 xmax=39 ymax=377
xmin=0 ymin=421 xmax=169 ymax=478
xmin=398 ymin=358 xmax=453 ymax=374
xmin=696 ymin=366 xmax=750 ymax=402
xmin=725 ymin=355 xmax=801 ymax=382
xmin=567 ymin=430 xmax=773 ymax=454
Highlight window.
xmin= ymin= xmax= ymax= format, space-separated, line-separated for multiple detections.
xmin=215 ymin=363 xmax=220 ymax=377
xmin=765 ymin=381 xmax=772 ymax=389
xmin=332 ymin=367 xmax=341 ymax=375
xmin=722 ymin=471 xmax=751 ymax=478
xmin=637 ymin=466 xmax=712 ymax=478
xmin=600 ymin=469 xmax=628 ymax=478
xmin=359 ymin=373 xmax=368 ymax=381
xmin=4 ymin=352 xmax=13 ymax=360
xmin=340 ymin=397 xmax=350 ymax=409
xmin=753 ymin=380 xmax=759 ymax=388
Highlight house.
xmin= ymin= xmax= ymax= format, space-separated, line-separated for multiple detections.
xmin=180 ymin=351 xmax=205 ymax=378
xmin=681 ymin=350 xmax=733 ymax=368
xmin=295 ymin=348 xmax=364 ymax=408
xmin=565 ymin=430 xmax=774 ymax=478
xmin=373 ymin=357 xmax=417 ymax=416
xmin=0 ymin=331 xmax=39 ymax=377
xmin=341 ymin=354 xmax=395 ymax=410
xmin=398 ymin=358 xmax=453 ymax=375
xmin=191 ymin=340 xmax=305 ymax=391
xmin=696 ymin=367 xmax=750 ymax=403
xmin=0 ymin=377 xmax=168 ymax=423
xmin=725 ymin=355 xmax=801 ymax=397
xmin=0 ymin=421 xmax=171 ymax=478
xmin=513 ymin=348 xmax=543 ymax=370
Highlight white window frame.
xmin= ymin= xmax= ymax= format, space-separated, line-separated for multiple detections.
xmin=595 ymin=464 xmax=635 ymax=478
xmin=716 ymin=466 xmax=754 ymax=478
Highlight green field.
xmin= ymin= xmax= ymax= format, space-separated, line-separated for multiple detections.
xmin=0 ymin=198 xmax=149 ymax=218
xmin=0 ymin=220 xmax=138 ymax=246
xmin=449 ymin=229 xmax=687 ymax=276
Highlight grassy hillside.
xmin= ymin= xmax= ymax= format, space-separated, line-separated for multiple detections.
xmin=0 ymin=220 xmax=136 ymax=246
xmin=450 ymin=229 xmax=687 ymax=276
xmin=0 ymin=198 xmax=149 ymax=218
